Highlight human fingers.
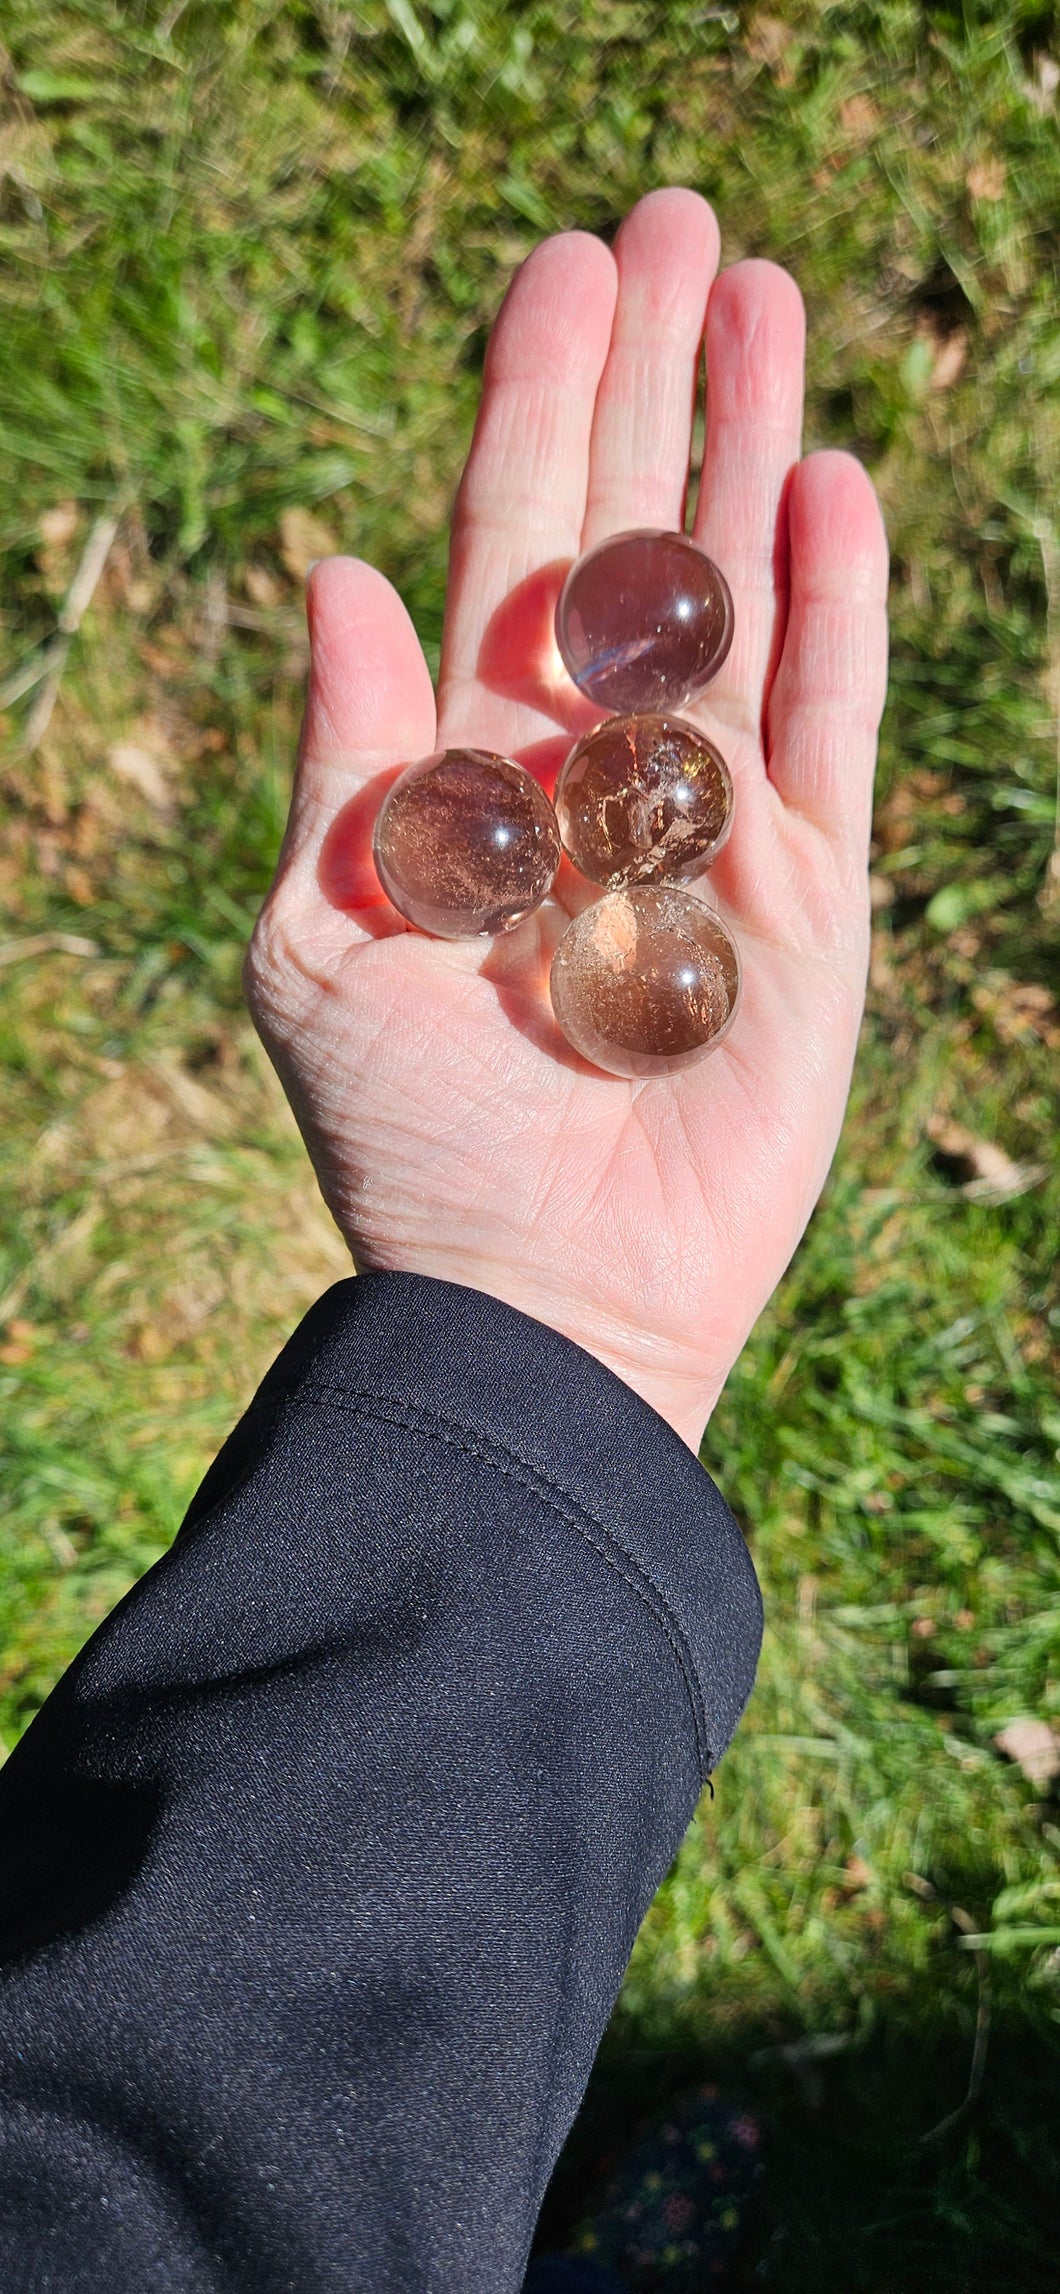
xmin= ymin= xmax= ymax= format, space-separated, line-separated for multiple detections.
xmin=766 ymin=449 xmax=889 ymax=858
xmin=693 ymin=260 xmax=805 ymax=745
xmin=436 ymin=230 xmax=617 ymax=752
xmin=274 ymin=556 xmax=436 ymax=878
xmin=579 ymin=187 xmax=720 ymax=545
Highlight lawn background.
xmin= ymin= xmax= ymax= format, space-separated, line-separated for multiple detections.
xmin=1 ymin=2 xmax=1058 ymax=2285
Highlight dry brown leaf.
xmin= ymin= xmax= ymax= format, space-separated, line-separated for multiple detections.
xmin=244 ymin=563 xmax=285 ymax=609
xmin=38 ymin=501 xmax=80 ymax=549
xmin=840 ymin=93 xmax=878 ymax=140
xmin=745 ymin=13 xmax=794 ymax=72
xmin=107 ymin=713 xmax=183 ymax=812
xmin=64 ymin=864 xmax=95 ymax=906
xmin=107 ymin=741 xmax=172 ymax=810
xmin=925 ymin=1114 xmax=1045 ymax=1202
xmin=279 ymin=506 xmax=337 ymax=582
xmin=931 ymin=329 xmax=968 ymax=390
xmin=0 ymin=1317 xmax=37 ymax=1366
xmin=994 ymin=1718 xmax=1060 ymax=1789
xmin=971 ymin=977 xmax=1060 ymax=1048
xmin=125 ymin=1321 xmax=172 ymax=1364
xmin=967 ymin=157 xmax=1005 ymax=202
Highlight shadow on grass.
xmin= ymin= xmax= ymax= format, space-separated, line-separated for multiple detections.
xmin=532 ymin=1997 xmax=1060 ymax=2292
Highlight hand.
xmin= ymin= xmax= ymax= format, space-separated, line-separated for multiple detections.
xmin=246 ymin=189 xmax=889 ymax=1452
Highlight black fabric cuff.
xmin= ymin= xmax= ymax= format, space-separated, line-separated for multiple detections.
xmin=186 ymin=1272 xmax=763 ymax=1777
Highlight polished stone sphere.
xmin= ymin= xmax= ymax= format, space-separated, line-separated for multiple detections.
xmin=373 ymin=748 xmax=561 ymax=938
xmin=555 ymin=530 xmax=734 ymax=713
xmin=550 ymin=885 xmax=741 ymax=1077
xmin=555 ymin=712 xmax=733 ymax=889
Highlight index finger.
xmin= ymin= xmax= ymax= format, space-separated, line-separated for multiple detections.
xmin=436 ymin=230 xmax=618 ymax=756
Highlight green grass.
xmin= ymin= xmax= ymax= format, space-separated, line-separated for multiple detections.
xmin=1 ymin=2 xmax=1059 ymax=2284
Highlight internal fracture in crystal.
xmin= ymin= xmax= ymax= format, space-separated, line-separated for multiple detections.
xmin=555 ymin=712 xmax=733 ymax=889
xmin=373 ymin=748 xmax=560 ymax=938
xmin=550 ymin=884 xmax=741 ymax=1077
xmin=555 ymin=530 xmax=734 ymax=713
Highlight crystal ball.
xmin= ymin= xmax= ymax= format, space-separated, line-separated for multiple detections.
xmin=550 ymin=885 xmax=741 ymax=1077
xmin=555 ymin=712 xmax=733 ymax=889
xmin=373 ymin=747 xmax=561 ymax=938
xmin=555 ymin=529 xmax=734 ymax=713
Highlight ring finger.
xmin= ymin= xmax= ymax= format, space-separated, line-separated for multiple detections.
xmin=693 ymin=259 xmax=806 ymax=749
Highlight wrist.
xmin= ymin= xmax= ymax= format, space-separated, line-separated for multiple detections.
xmin=352 ymin=1244 xmax=721 ymax=1454
xmin=530 ymin=1314 xmax=721 ymax=1454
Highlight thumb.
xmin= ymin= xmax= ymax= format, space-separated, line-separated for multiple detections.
xmin=283 ymin=556 xmax=438 ymax=864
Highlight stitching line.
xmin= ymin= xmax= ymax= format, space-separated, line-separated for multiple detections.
xmin=240 ymin=1381 xmax=712 ymax=1771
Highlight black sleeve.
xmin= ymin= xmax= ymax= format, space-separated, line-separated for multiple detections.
xmin=0 ymin=1273 xmax=762 ymax=2293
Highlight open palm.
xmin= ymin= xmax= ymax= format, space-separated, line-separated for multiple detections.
xmin=247 ymin=190 xmax=889 ymax=1451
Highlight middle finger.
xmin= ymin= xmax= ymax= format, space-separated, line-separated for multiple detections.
xmin=580 ymin=187 xmax=720 ymax=547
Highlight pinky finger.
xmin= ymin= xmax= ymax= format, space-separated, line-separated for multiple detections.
xmin=767 ymin=451 xmax=889 ymax=859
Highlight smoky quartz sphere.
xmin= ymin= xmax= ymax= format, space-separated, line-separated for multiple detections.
xmin=556 ymin=529 xmax=734 ymax=713
xmin=373 ymin=747 xmax=561 ymax=938
xmin=555 ymin=712 xmax=733 ymax=890
xmin=551 ymin=885 xmax=741 ymax=1078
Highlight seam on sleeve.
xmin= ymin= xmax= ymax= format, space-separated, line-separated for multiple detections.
xmin=240 ymin=1382 xmax=714 ymax=1774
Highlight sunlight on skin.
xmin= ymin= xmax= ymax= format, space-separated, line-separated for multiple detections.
xmin=246 ymin=188 xmax=889 ymax=1453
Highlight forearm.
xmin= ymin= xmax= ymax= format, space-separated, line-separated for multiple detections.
xmin=0 ymin=1274 xmax=761 ymax=2292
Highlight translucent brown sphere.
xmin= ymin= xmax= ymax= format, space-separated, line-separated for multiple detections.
xmin=373 ymin=748 xmax=561 ymax=938
xmin=555 ymin=530 xmax=734 ymax=713
xmin=555 ymin=713 xmax=733 ymax=889
xmin=550 ymin=885 xmax=741 ymax=1078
